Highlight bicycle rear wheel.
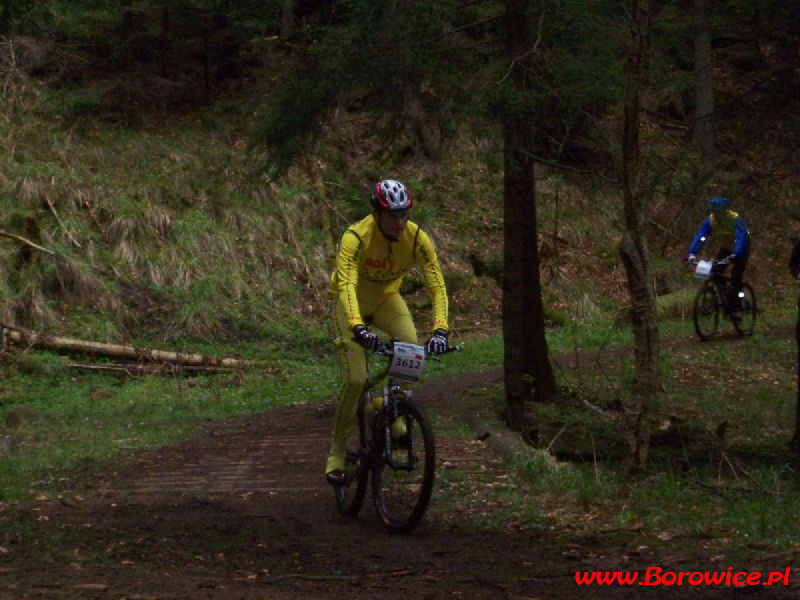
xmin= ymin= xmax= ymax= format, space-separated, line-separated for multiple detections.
xmin=693 ymin=283 xmax=719 ymax=341
xmin=334 ymin=404 xmax=369 ymax=516
xmin=732 ymin=282 xmax=757 ymax=336
xmin=371 ymin=399 xmax=435 ymax=534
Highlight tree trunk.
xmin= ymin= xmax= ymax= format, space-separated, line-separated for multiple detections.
xmin=160 ymin=5 xmax=171 ymax=79
xmin=202 ymin=14 xmax=211 ymax=105
xmin=405 ymin=92 xmax=441 ymax=159
xmin=121 ymin=0 xmax=132 ymax=72
xmin=795 ymin=298 xmax=800 ymax=448
xmin=502 ymin=0 xmax=557 ymax=435
xmin=281 ymin=0 xmax=295 ymax=38
xmin=693 ymin=0 xmax=715 ymax=164
xmin=618 ymin=0 xmax=658 ymax=470
xmin=791 ymin=241 xmax=800 ymax=448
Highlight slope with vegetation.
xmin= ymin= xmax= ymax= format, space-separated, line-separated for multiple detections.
xmin=1 ymin=0 xmax=800 ymax=567
xmin=1 ymin=1 xmax=798 ymax=349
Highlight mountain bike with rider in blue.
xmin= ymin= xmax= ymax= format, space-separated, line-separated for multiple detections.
xmin=687 ymin=197 xmax=751 ymax=306
xmin=687 ymin=197 xmax=754 ymax=340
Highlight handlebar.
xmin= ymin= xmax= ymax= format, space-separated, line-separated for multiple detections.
xmin=691 ymin=256 xmax=734 ymax=281
xmin=689 ymin=257 xmax=729 ymax=266
xmin=362 ymin=338 xmax=462 ymax=388
xmin=373 ymin=339 xmax=463 ymax=358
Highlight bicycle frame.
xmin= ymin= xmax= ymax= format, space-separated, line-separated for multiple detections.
xmin=692 ymin=258 xmax=756 ymax=340
xmin=334 ymin=339 xmax=460 ymax=532
xmin=695 ymin=259 xmax=734 ymax=311
xmin=707 ymin=270 xmax=735 ymax=314
xmin=363 ymin=351 xmax=416 ymax=467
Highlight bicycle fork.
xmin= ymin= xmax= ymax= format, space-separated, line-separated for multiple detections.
xmin=383 ymin=383 xmax=418 ymax=471
xmin=717 ymin=279 xmax=744 ymax=314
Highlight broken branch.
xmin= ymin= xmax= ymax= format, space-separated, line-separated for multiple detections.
xmin=0 ymin=230 xmax=55 ymax=255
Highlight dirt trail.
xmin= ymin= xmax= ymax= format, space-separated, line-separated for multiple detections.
xmin=1 ymin=368 xmax=797 ymax=599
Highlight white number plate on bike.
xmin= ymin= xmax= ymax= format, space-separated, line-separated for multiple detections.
xmin=695 ymin=260 xmax=712 ymax=279
xmin=388 ymin=342 xmax=427 ymax=382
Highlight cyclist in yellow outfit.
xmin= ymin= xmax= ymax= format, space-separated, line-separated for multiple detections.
xmin=325 ymin=179 xmax=449 ymax=485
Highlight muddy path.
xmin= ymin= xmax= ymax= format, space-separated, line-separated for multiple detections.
xmin=1 ymin=367 xmax=798 ymax=599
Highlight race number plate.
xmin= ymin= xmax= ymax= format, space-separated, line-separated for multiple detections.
xmin=695 ymin=260 xmax=712 ymax=279
xmin=388 ymin=342 xmax=427 ymax=382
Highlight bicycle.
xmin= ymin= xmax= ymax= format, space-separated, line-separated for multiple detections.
xmin=332 ymin=338 xmax=460 ymax=533
xmin=691 ymin=257 xmax=757 ymax=341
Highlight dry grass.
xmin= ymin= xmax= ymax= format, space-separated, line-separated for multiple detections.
xmin=1 ymin=51 xmax=798 ymax=349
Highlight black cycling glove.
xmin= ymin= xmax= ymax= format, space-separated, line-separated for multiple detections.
xmin=353 ymin=325 xmax=382 ymax=352
xmin=425 ymin=329 xmax=449 ymax=355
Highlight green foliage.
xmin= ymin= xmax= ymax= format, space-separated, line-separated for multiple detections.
xmin=484 ymin=1 xmax=626 ymax=165
xmin=0 ymin=0 xmax=51 ymax=34
xmin=449 ymin=305 xmax=800 ymax=552
xmin=252 ymin=0 xmax=629 ymax=175
xmin=0 ymin=354 xmax=338 ymax=502
xmin=251 ymin=61 xmax=339 ymax=176
xmin=254 ymin=0 xmax=528 ymax=172
xmin=12 ymin=351 xmax=71 ymax=375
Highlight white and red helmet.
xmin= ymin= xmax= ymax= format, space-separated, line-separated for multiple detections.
xmin=371 ymin=179 xmax=412 ymax=212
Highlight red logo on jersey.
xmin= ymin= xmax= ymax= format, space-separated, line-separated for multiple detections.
xmin=364 ymin=257 xmax=395 ymax=272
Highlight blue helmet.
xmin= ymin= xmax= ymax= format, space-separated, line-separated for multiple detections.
xmin=709 ymin=197 xmax=729 ymax=212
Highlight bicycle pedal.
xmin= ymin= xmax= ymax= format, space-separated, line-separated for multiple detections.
xmin=394 ymin=434 xmax=410 ymax=449
xmin=326 ymin=470 xmax=347 ymax=486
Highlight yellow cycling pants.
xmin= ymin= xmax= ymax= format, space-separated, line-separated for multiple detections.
xmin=325 ymin=293 xmax=417 ymax=474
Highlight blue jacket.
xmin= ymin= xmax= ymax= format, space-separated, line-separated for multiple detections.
xmin=688 ymin=210 xmax=750 ymax=258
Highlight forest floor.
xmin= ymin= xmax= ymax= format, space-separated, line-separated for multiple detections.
xmin=1 ymin=368 xmax=799 ymax=599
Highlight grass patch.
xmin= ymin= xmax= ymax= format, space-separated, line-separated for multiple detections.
xmin=427 ymin=304 xmax=800 ymax=556
xmin=0 ymin=332 xmax=504 ymax=504
xmin=4 ymin=300 xmax=800 ymax=560
xmin=0 ymin=355 xmax=340 ymax=503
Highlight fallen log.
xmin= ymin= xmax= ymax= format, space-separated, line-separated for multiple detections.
xmin=66 ymin=362 xmax=260 ymax=376
xmin=2 ymin=323 xmax=271 ymax=370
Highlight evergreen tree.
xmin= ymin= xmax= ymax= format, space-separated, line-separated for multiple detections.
xmin=252 ymin=0 xmax=625 ymax=432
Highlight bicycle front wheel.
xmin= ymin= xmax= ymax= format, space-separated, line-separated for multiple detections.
xmin=732 ymin=282 xmax=757 ymax=336
xmin=334 ymin=404 xmax=369 ymax=516
xmin=372 ymin=399 xmax=435 ymax=534
xmin=693 ymin=283 xmax=719 ymax=341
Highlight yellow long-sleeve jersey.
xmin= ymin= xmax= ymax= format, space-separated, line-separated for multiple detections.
xmin=330 ymin=214 xmax=449 ymax=333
